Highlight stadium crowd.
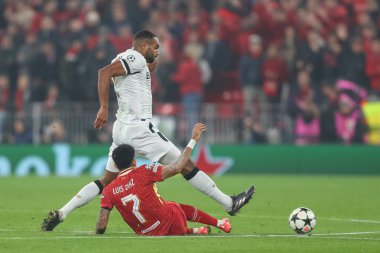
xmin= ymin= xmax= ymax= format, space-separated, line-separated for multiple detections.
xmin=0 ymin=0 xmax=379 ymax=145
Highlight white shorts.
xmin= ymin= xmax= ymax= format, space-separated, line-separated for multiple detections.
xmin=106 ymin=119 xmax=179 ymax=173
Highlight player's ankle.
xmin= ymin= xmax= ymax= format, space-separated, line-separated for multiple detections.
xmin=58 ymin=210 xmax=65 ymax=221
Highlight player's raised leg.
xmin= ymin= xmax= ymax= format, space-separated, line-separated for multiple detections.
xmin=41 ymin=158 xmax=117 ymax=231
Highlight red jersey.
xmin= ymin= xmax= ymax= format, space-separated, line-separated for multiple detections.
xmin=101 ymin=163 xmax=175 ymax=235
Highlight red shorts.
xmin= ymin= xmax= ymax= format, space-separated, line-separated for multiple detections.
xmin=166 ymin=201 xmax=188 ymax=235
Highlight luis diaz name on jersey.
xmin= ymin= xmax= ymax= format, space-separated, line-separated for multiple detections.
xmin=112 ymin=178 xmax=135 ymax=194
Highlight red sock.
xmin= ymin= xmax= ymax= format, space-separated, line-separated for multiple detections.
xmin=179 ymin=203 xmax=218 ymax=227
xmin=187 ymin=228 xmax=194 ymax=234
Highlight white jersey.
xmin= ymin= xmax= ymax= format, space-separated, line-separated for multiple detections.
xmin=112 ymin=49 xmax=152 ymax=123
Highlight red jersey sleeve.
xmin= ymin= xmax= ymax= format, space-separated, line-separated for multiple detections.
xmin=100 ymin=187 xmax=113 ymax=210
xmin=140 ymin=163 xmax=164 ymax=184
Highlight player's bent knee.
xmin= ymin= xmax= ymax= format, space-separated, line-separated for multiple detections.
xmin=180 ymin=166 xmax=192 ymax=176
xmin=182 ymin=165 xmax=200 ymax=181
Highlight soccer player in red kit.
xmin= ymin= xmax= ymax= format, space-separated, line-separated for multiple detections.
xmin=96 ymin=123 xmax=235 ymax=236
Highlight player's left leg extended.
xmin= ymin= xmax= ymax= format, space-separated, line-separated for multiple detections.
xmin=159 ymin=147 xmax=255 ymax=216
xmin=179 ymin=203 xmax=232 ymax=233
xmin=42 ymin=159 xmax=118 ymax=231
xmin=165 ymin=201 xmax=211 ymax=236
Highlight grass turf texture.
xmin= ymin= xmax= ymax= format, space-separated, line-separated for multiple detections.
xmin=0 ymin=174 xmax=379 ymax=253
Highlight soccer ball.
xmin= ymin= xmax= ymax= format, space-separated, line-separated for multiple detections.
xmin=288 ymin=207 xmax=316 ymax=234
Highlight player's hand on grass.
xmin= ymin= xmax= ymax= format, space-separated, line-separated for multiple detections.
xmin=191 ymin=123 xmax=207 ymax=142
xmin=94 ymin=106 xmax=108 ymax=129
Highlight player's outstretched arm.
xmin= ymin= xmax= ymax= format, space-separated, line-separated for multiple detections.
xmin=95 ymin=208 xmax=111 ymax=234
xmin=94 ymin=61 xmax=126 ymax=129
xmin=161 ymin=123 xmax=207 ymax=180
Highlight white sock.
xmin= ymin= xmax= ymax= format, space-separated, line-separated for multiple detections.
xmin=59 ymin=182 xmax=101 ymax=220
xmin=187 ymin=171 xmax=233 ymax=211
xmin=191 ymin=228 xmax=198 ymax=234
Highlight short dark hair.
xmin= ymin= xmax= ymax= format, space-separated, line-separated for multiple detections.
xmin=133 ymin=30 xmax=156 ymax=46
xmin=112 ymin=144 xmax=135 ymax=170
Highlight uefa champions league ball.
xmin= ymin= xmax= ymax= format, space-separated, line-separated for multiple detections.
xmin=289 ymin=207 xmax=316 ymax=234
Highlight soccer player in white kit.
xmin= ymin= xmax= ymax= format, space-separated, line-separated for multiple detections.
xmin=42 ymin=30 xmax=255 ymax=231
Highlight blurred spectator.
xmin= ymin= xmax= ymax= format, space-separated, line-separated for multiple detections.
xmin=109 ymin=25 xmax=133 ymax=53
xmin=361 ymin=23 xmax=377 ymax=54
xmin=16 ymin=33 xmax=40 ymax=73
xmin=320 ymin=80 xmax=367 ymax=144
xmin=44 ymin=84 xmax=59 ymax=110
xmin=156 ymin=56 xmax=179 ymax=103
xmin=85 ymin=44 xmax=115 ymax=101
xmin=128 ymin=0 xmax=154 ymax=33
xmin=203 ymin=29 xmax=231 ymax=84
xmin=262 ymin=43 xmax=288 ymax=104
xmin=10 ymin=118 xmax=33 ymax=144
xmin=217 ymin=0 xmax=248 ymax=54
xmin=296 ymin=30 xmax=324 ymax=86
xmin=289 ymin=70 xmax=321 ymax=145
xmin=338 ymin=37 xmax=369 ymax=90
xmin=61 ymin=39 xmax=86 ymax=101
xmin=184 ymin=32 xmax=212 ymax=85
xmin=240 ymin=114 xmax=267 ymax=144
xmin=0 ymin=35 xmax=16 ymax=76
xmin=108 ymin=1 xmax=131 ymax=33
xmin=238 ymin=34 xmax=264 ymax=116
xmin=38 ymin=15 xmax=60 ymax=46
xmin=88 ymin=123 xmax=112 ymax=144
xmin=0 ymin=75 xmax=10 ymax=142
xmin=365 ymin=38 xmax=380 ymax=96
xmin=282 ymin=26 xmax=297 ymax=73
xmin=322 ymin=34 xmax=342 ymax=82
xmin=172 ymin=46 xmax=203 ymax=139
xmin=14 ymin=73 xmax=31 ymax=112
xmin=182 ymin=3 xmax=210 ymax=44
xmin=322 ymin=92 xmax=366 ymax=144
xmin=42 ymin=119 xmax=67 ymax=143
xmin=320 ymin=82 xmax=339 ymax=142
xmin=30 ymin=41 xmax=60 ymax=86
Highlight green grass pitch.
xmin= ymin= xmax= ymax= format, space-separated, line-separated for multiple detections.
xmin=0 ymin=174 xmax=379 ymax=253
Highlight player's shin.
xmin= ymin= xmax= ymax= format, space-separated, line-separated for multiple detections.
xmin=179 ymin=203 xmax=218 ymax=227
xmin=59 ymin=180 xmax=103 ymax=220
xmin=184 ymin=167 xmax=233 ymax=212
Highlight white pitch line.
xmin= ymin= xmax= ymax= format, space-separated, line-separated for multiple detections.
xmin=314 ymin=231 xmax=380 ymax=236
xmin=315 ymin=236 xmax=380 ymax=241
xmin=326 ymin=218 xmax=380 ymax=224
xmin=1 ymin=231 xmax=380 ymax=240
xmin=3 ymin=209 xmax=380 ymax=224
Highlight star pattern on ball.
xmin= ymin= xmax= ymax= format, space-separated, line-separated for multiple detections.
xmin=289 ymin=207 xmax=316 ymax=234
xmin=295 ymin=227 xmax=304 ymax=234
xmin=290 ymin=214 xmax=299 ymax=223
xmin=302 ymin=216 xmax=313 ymax=226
